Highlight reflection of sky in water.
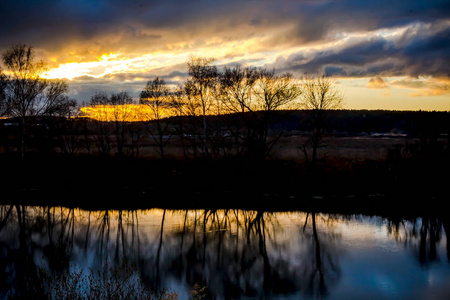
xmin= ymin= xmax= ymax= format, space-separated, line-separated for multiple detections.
xmin=333 ymin=217 xmax=449 ymax=300
xmin=0 ymin=207 xmax=449 ymax=299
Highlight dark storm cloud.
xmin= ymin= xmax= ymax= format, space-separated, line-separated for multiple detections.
xmin=1 ymin=0 xmax=449 ymax=88
xmin=274 ymin=20 xmax=450 ymax=78
xmin=1 ymin=0 xmax=449 ymax=53
xmin=1 ymin=0 xmax=258 ymax=55
xmin=400 ymin=22 xmax=450 ymax=77
xmin=276 ymin=35 xmax=399 ymax=76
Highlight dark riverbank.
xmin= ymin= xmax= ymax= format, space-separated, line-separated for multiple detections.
xmin=1 ymin=153 xmax=448 ymax=217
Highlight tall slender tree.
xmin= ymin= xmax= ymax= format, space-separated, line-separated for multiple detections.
xmin=251 ymin=69 xmax=302 ymax=160
xmin=0 ymin=67 xmax=8 ymax=117
xmin=89 ymin=92 xmax=113 ymax=156
xmin=185 ymin=56 xmax=218 ymax=158
xmin=110 ymin=91 xmax=133 ymax=157
xmin=140 ymin=77 xmax=172 ymax=159
xmin=300 ymin=75 xmax=343 ymax=165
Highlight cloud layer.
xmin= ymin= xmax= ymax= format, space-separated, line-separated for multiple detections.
xmin=1 ymin=0 xmax=449 ymax=105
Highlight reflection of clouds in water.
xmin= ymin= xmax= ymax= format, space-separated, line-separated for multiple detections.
xmin=337 ymin=216 xmax=406 ymax=253
xmin=374 ymin=273 xmax=399 ymax=297
xmin=0 ymin=206 xmax=449 ymax=299
xmin=424 ymin=271 xmax=450 ymax=300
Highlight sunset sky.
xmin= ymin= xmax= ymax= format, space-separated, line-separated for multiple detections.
xmin=1 ymin=0 xmax=449 ymax=111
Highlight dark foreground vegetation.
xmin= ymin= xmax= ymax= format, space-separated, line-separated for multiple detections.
xmin=0 ymin=152 xmax=447 ymax=216
xmin=1 ymin=109 xmax=449 ymax=218
xmin=1 ymin=44 xmax=449 ymax=217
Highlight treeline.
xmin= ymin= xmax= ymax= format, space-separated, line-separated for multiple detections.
xmin=76 ymin=57 xmax=342 ymax=161
xmin=297 ymin=109 xmax=450 ymax=136
xmin=1 ymin=108 xmax=448 ymax=157
xmin=1 ymin=44 xmax=448 ymax=163
xmin=1 ymin=45 xmax=344 ymax=162
xmin=2 ymin=45 xmax=450 ymax=204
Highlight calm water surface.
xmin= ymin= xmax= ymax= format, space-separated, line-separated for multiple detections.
xmin=0 ymin=206 xmax=449 ymax=299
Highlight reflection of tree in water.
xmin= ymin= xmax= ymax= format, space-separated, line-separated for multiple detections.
xmin=0 ymin=206 xmax=148 ymax=298
xmin=387 ymin=215 xmax=449 ymax=264
xmin=0 ymin=205 xmax=73 ymax=298
xmin=1 ymin=205 xmax=42 ymax=298
xmin=299 ymin=212 xmax=342 ymax=298
xmin=91 ymin=209 xmax=144 ymax=285
xmin=137 ymin=209 xmax=343 ymax=299
xmin=2 ymin=205 xmax=449 ymax=299
xmin=0 ymin=206 xmax=347 ymax=299
xmin=42 ymin=206 xmax=74 ymax=272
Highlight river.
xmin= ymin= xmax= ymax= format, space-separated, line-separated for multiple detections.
xmin=0 ymin=206 xmax=449 ymax=299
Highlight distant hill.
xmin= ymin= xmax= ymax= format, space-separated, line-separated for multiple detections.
xmin=1 ymin=109 xmax=449 ymax=138
xmin=265 ymin=109 xmax=450 ymax=137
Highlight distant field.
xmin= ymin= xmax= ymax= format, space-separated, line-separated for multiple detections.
xmin=138 ymin=135 xmax=438 ymax=163
xmin=272 ymin=136 xmax=425 ymax=162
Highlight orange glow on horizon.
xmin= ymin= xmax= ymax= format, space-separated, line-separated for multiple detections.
xmin=80 ymin=104 xmax=175 ymax=122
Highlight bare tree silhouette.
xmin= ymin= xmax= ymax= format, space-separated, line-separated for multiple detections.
xmin=140 ymin=77 xmax=172 ymax=159
xmin=185 ymin=56 xmax=218 ymax=158
xmin=110 ymin=91 xmax=134 ymax=157
xmin=1 ymin=44 xmax=70 ymax=156
xmin=300 ymin=75 xmax=343 ymax=166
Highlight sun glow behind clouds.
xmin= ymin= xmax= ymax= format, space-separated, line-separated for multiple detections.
xmin=44 ymin=53 xmax=128 ymax=80
xmin=42 ymin=33 xmax=286 ymax=82
xmin=38 ymin=19 xmax=450 ymax=111
xmin=41 ymin=25 xmax=416 ymax=82
xmin=43 ymin=52 xmax=189 ymax=80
